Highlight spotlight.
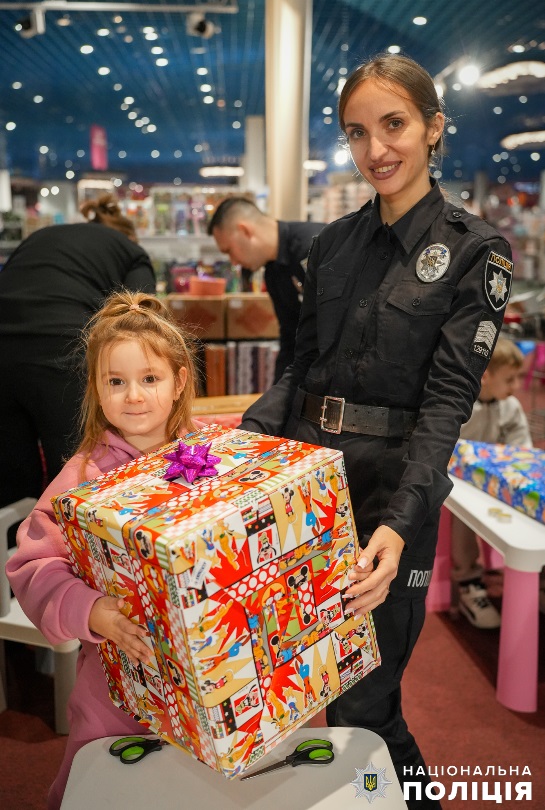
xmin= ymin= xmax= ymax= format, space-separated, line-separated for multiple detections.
xmin=186 ymin=12 xmax=215 ymax=40
xmin=15 ymin=9 xmax=46 ymax=38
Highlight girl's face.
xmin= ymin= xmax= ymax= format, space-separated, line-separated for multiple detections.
xmin=97 ymin=339 xmax=186 ymax=453
xmin=343 ymin=78 xmax=444 ymax=217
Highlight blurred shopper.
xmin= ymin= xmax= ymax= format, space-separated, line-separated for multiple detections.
xmin=452 ymin=339 xmax=531 ymax=628
xmin=0 ymin=194 xmax=156 ymax=511
xmin=208 ymin=197 xmax=324 ymax=381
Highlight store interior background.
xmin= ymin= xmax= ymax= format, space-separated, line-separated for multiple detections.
xmin=0 ymin=3 xmax=545 ymax=808
xmin=0 ymin=0 xmax=544 ymax=290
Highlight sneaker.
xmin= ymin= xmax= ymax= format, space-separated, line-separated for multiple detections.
xmin=458 ymin=579 xmax=501 ymax=629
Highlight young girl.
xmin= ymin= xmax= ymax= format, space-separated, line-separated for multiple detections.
xmin=240 ymin=54 xmax=512 ymax=808
xmin=7 ymin=290 xmax=199 ymax=810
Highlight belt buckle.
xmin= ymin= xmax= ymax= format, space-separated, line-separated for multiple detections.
xmin=320 ymin=396 xmax=345 ymax=434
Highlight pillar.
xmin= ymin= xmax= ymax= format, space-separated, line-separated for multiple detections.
xmin=265 ymin=0 xmax=312 ymax=220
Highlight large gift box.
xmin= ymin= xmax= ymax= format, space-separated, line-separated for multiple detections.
xmin=449 ymin=439 xmax=545 ymax=523
xmin=52 ymin=425 xmax=380 ymax=777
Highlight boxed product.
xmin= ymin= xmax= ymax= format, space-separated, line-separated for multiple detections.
xmin=449 ymin=439 xmax=545 ymax=523
xmin=226 ymin=294 xmax=280 ymax=339
xmin=167 ymin=294 xmax=226 ymax=340
xmin=52 ymin=425 xmax=380 ymax=777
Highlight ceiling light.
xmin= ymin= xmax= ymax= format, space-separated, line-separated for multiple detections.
xmin=186 ymin=13 xmax=215 ymax=39
xmin=519 ymin=96 xmax=528 ymax=103
xmin=234 ymin=100 xmax=242 ymax=108
xmin=452 ymin=83 xmax=462 ymax=91
xmin=199 ymin=166 xmax=244 ymax=177
xmin=147 ymin=124 xmax=157 ymax=132
xmin=303 ymin=160 xmax=327 ymax=172
xmin=324 ymin=117 xmax=332 ymax=124
xmin=120 ymin=103 xmax=129 ymax=111
xmin=511 ymin=45 xmax=526 ymax=53
xmin=113 ymin=83 xmax=122 ymax=91
xmin=124 ymin=35 xmax=133 ymax=43
xmin=232 ymin=121 xmax=241 ymax=129
xmin=194 ymin=144 xmax=203 ymax=152
xmin=113 ymin=178 xmax=122 ymax=187
xmin=119 ymin=151 xmax=127 ymax=158
xmin=33 ymin=95 xmax=43 ymax=103
xmin=477 ymin=61 xmax=545 ymax=89
xmin=493 ymin=106 xmax=503 ymax=114
xmin=56 ymin=15 xmax=71 ymax=27
xmin=80 ymin=45 xmax=93 ymax=54
xmin=500 ymin=131 xmax=545 ymax=150
xmin=203 ymin=95 xmax=214 ymax=104
xmin=173 ymin=177 xmax=182 ymax=185
xmin=51 ymin=186 xmax=60 ymax=196
xmin=98 ymin=67 xmax=110 ymax=76
xmin=388 ymin=45 xmax=401 ymax=54
xmin=413 ymin=16 xmax=427 ymax=25
xmin=5 ymin=122 xmax=16 ymax=131
xmin=322 ymin=106 xmax=332 ymax=115
xmin=447 ymin=125 xmax=457 ymax=134
xmin=135 ymin=120 xmax=144 ymax=127
xmin=124 ymin=96 xmax=134 ymax=104
xmin=458 ymin=64 xmax=480 ymax=86
xmin=531 ymin=152 xmax=541 ymax=160
xmin=145 ymin=32 xmax=158 ymax=41
xmin=334 ymin=149 xmax=349 ymax=166
xmin=77 ymin=150 xmax=85 ymax=157
xmin=197 ymin=67 xmax=208 ymax=76
xmin=174 ymin=150 xmax=182 ymax=158
xmin=97 ymin=28 xmax=110 ymax=36
xmin=151 ymin=47 xmax=163 ymax=54
xmin=339 ymin=67 xmax=347 ymax=75
xmin=40 ymin=188 xmax=50 ymax=197
xmin=66 ymin=170 xmax=75 ymax=179
xmin=39 ymin=145 xmax=49 ymax=154
xmin=128 ymin=112 xmax=137 ymax=119
xmin=151 ymin=150 xmax=160 ymax=158
xmin=200 ymin=83 xmax=212 ymax=92
xmin=143 ymin=27 xmax=155 ymax=34
xmin=12 ymin=81 xmax=22 ymax=89
xmin=156 ymin=58 xmax=168 ymax=67
xmin=113 ymin=15 xmax=123 ymax=23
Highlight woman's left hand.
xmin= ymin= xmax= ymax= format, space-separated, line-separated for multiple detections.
xmin=344 ymin=525 xmax=406 ymax=616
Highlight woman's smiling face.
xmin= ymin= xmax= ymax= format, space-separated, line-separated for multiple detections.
xmin=343 ymin=77 xmax=444 ymax=217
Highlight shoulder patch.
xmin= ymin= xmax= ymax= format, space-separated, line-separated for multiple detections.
xmin=485 ymin=251 xmax=512 ymax=311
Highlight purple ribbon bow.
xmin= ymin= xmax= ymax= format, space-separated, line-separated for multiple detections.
xmin=163 ymin=441 xmax=221 ymax=484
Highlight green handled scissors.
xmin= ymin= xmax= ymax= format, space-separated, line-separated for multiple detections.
xmin=108 ymin=735 xmax=167 ymax=765
xmin=240 ymin=738 xmax=334 ymax=780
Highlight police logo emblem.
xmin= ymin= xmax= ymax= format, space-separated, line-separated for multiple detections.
xmin=351 ymin=762 xmax=393 ymax=804
xmin=416 ymin=243 xmax=450 ymax=282
xmin=485 ymin=251 xmax=512 ymax=311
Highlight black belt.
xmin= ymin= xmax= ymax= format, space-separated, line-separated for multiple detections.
xmin=296 ymin=389 xmax=418 ymax=438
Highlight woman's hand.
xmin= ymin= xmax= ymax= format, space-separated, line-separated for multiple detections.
xmin=344 ymin=525 xmax=406 ymax=616
xmin=89 ymin=596 xmax=151 ymax=666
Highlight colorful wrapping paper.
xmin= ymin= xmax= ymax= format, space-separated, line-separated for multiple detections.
xmin=449 ymin=439 xmax=545 ymax=523
xmin=52 ymin=425 xmax=380 ymax=777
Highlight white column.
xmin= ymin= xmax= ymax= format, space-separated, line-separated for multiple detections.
xmin=243 ymin=115 xmax=266 ymax=203
xmin=265 ymin=0 xmax=312 ymax=220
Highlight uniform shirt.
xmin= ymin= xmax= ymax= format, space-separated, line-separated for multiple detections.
xmin=460 ymin=395 xmax=532 ymax=446
xmin=242 ymin=181 xmax=512 ymax=557
xmin=0 ymin=221 xmax=156 ymax=343
xmin=264 ymin=220 xmax=324 ymax=381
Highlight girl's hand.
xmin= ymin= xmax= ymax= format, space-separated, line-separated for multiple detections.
xmin=344 ymin=525 xmax=405 ymax=616
xmin=89 ymin=596 xmax=151 ymax=666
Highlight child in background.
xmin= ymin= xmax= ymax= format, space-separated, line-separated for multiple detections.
xmin=6 ymin=290 xmax=199 ymax=809
xmin=452 ymin=338 xmax=531 ymax=628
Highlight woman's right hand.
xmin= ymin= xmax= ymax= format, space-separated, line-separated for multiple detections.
xmin=89 ymin=596 xmax=151 ymax=666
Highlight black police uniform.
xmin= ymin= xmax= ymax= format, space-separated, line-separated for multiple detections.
xmin=263 ymin=220 xmax=324 ymax=382
xmin=240 ymin=181 xmax=512 ymax=806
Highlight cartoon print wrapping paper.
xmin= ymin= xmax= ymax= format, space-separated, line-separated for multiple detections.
xmin=449 ymin=439 xmax=545 ymax=522
xmin=52 ymin=425 xmax=381 ymax=778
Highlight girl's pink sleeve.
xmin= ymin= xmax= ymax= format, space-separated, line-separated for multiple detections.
xmin=6 ymin=458 xmax=106 ymax=646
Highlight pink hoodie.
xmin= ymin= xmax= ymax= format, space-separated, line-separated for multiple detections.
xmin=7 ymin=427 xmax=200 ymax=809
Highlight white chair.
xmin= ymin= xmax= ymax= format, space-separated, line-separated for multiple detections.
xmin=0 ymin=497 xmax=80 ymax=734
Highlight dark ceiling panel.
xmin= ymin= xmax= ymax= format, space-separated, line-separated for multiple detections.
xmin=0 ymin=0 xmax=543 ymax=186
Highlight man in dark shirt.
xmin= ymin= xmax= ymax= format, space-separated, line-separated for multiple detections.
xmin=208 ymin=197 xmax=324 ymax=382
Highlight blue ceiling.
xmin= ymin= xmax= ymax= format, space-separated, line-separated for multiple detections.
xmin=0 ymin=0 xmax=544 ymax=188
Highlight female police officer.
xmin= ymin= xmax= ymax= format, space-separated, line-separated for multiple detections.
xmin=240 ymin=54 xmax=512 ymax=807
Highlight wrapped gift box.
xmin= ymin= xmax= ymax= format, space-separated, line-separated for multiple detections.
xmin=52 ymin=425 xmax=380 ymax=777
xmin=226 ymin=294 xmax=280 ymax=339
xmin=449 ymin=439 xmax=545 ymax=523
xmin=167 ymin=294 xmax=226 ymax=340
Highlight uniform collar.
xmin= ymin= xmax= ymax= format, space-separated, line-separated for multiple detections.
xmin=274 ymin=220 xmax=290 ymax=266
xmin=367 ymin=179 xmax=444 ymax=255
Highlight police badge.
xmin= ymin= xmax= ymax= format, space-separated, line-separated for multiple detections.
xmin=485 ymin=250 xmax=513 ymax=311
xmin=415 ymin=243 xmax=450 ymax=282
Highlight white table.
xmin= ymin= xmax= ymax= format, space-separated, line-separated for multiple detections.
xmin=61 ymin=727 xmax=407 ymax=810
xmin=434 ymin=476 xmax=545 ymax=712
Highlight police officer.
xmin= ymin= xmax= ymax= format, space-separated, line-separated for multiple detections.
xmin=239 ymin=55 xmax=512 ymax=809
xmin=208 ymin=197 xmax=324 ymax=382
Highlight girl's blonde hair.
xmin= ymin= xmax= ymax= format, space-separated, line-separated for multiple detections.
xmin=76 ymin=290 xmax=197 ymax=462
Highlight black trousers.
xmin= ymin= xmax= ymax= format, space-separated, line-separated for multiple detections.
xmin=0 ymin=356 xmax=83 ymax=510
xmin=326 ymin=593 xmax=440 ymax=809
